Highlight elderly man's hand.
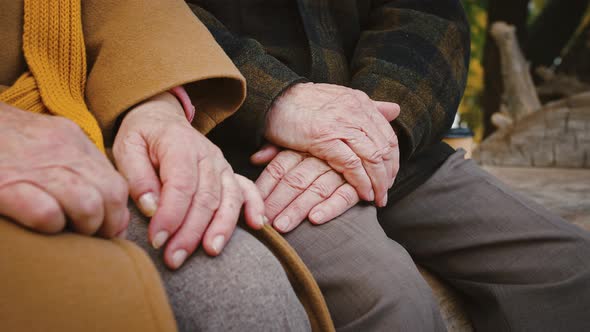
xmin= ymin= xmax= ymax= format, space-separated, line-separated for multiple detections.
xmin=0 ymin=102 xmax=130 ymax=237
xmin=264 ymin=82 xmax=400 ymax=207
xmin=250 ymin=144 xmax=359 ymax=233
xmin=114 ymin=92 xmax=266 ymax=270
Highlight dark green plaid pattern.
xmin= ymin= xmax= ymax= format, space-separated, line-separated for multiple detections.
xmin=189 ymin=0 xmax=470 ymax=199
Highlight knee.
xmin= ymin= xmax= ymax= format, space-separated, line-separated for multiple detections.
xmin=326 ymin=242 xmax=441 ymax=330
xmin=163 ymin=228 xmax=309 ymax=331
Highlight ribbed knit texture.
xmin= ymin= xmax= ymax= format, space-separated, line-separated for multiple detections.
xmin=0 ymin=0 xmax=105 ymax=152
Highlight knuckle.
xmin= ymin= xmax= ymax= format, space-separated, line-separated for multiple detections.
xmin=195 ymin=190 xmax=221 ymax=209
xmin=170 ymin=180 xmax=196 ymax=198
xmin=31 ymin=203 xmax=64 ymax=231
xmin=367 ymin=148 xmax=385 ymax=164
xmin=264 ymin=199 xmax=283 ymax=215
xmin=337 ymin=188 xmax=357 ymax=205
xmin=209 ymin=145 xmax=224 ymax=159
xmin=342 ymin=154 xmax=362 ymax=170
xmin=265 ymin=161 xmax=288 ymax=181
xmin=309 ymin=182 xmax=333 ymax=199
xmin=105 ymin=175 xmax=130 ymax=206
xmin=282 ymin=171 xmax=309 ymax=191
xmin=389 ymin=133 xmax=399 ymax=147
xmin=77 ymin=192 xmax=103 ymax=217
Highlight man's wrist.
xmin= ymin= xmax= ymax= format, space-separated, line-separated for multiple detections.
xmin=263 ymin=81 xmax=308 ymax=139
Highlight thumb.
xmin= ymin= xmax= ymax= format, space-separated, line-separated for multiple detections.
xmin=250 ymin=143 xmax=282 ymax=165
xmin=373 ymin=101 xmax=401 ymax=122
xmin=113 ymin=136 xmax=162 ymax=218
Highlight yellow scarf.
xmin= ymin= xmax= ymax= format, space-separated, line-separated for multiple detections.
xmin=0 ymin=0 xmax=105 ymax=153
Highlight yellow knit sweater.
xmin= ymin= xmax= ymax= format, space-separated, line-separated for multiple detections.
xmin=0 ymin=0 xmax=105 ymax=152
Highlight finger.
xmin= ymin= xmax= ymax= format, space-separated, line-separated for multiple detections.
xmin=148 ymin=144 xmax=199 ymax=250
xmin=113 ymin=135 xmax=161 ymax=218
xmin=310 ymin=139 xmax=373 ymax=201
xmin=78 ymin=160 xmax=130 ymax=238
xmin=308 ymin=183 xmax=360 ymax=225
xmin=255 ymin=150 xmax=304 ymax=199
xmin=162 ymin=158 xmax=222 ymax=269
xmin=264 ymin=157 xmax=331 ymax=221
xmin=369 ymin=101 xmax=400 ymax=189
xmin=341 ymin=127 xmax=390 ymax=207
xmin=36 ymin=168 xmax=105 ymax=236
xmin=383 ymin=132 xmax=400 ymax=188
xmin=273 ymin=170 xmax=345 ymax=233
xmin=250 ymin=144 xmax=282 ymax=165
xmin=201 ymin=170 xmax=243 ymax=256
xmin=235 ymin=174 xmax=267 ymax=230
xmin=0 ymin=182 xmax=66 ymax=233
xmin=373 ymin=101 xmax=400 ymax=122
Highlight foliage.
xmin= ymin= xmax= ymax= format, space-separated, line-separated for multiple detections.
xmin=458 ymin=0 xmax=487 ymax=140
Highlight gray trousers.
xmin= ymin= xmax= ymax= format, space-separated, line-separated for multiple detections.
xmin=127 ymin=208 xmax=311 ymax=332
xmin=284 ymin=151 xmax=590 ymax=331
xmin=129 ymin=150 xmax=590 ymax=331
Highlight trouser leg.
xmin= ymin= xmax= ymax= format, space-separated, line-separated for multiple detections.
xmin=284 ymin=204 xmax=446 ymax=332
xmin=379 ymin=151 xmax=590 ymax=331
xmin=127 ymin=205 xmax=311 ymax=332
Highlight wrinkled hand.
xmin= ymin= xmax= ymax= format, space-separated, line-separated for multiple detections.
xmin=0 ymin=102 xmax=129 ymax=237
xmin=265 ymin=82 xmax=400 ymax=207
xmin=113 ymin=92 xmax=266 ymax=269
xmin=251 ymin=144 xmax=359 ymax=233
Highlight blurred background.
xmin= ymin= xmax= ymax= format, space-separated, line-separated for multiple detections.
xmin=458 ymin=0 xmax=590 ymax=141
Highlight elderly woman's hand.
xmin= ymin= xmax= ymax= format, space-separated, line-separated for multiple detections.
xmin=0 ymin=102 xmax=129 ymax=238
xmin=250 ymin=144 xmax=359 ymax=233
xmin=113 ymin=92 xmax=266 ymax=270
xmin=264 ymin=82 xmax=400 ymax=207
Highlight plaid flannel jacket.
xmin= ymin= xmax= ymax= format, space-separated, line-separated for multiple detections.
xmin=189 ymin=0 xmax=470 ymax=199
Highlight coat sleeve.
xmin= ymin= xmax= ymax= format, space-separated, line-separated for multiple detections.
xmin=187 ymin=3 xmax=308 ymax=149
xmin=82 ymin=0 xmax=246 ymax=145
xmin=350 ymin=0 xmax=470 ymax=161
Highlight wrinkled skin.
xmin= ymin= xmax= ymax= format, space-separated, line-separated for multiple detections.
xmin=251 ymin=144 xmax=360 ymax=233
xmin=265 ymin=82 xmax=400 ymax=207
xmin=0 ymin=102 xmax=129 ymax=238
xmin=258 ymin=83 xmax=401 ymax=232
xmin=114 ymin=92 xmax=266 ymax=269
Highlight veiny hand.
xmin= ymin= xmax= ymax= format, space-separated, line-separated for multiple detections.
xmin=113 ymin=92 xmax=266 ymax=270
xmin=264 ymin=82 xmax=400 ymax=207
xmin=0 ymin=102 xmax=129 ymax=237
xmin=251 ymin=144 xmax=359 ymax=233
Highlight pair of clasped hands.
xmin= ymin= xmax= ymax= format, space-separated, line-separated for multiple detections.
xmin=0 ymin=83 xmax=400 ymax=269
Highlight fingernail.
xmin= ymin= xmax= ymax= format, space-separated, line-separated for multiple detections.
xmin=171 ymin=249 xmax=188 ymax=269
xmin=257 ymin=215 xmax=269 ymax=227
xmin=368 ymin=190 xmax=375 ymax=201
xmin=139 ymin=192 xmax=158 ymax=217
xmin=310 ymin=210 xmax=325 ymax=224
xmin=274 ymin=216 xmax=291 ymax=232
xmin=152 ymin=231 xmax=169 ymax=249
xmin=252 ymin=150 xmax=264 ymax=159
xmin=212 ymin=235 xmax=226 ymax=255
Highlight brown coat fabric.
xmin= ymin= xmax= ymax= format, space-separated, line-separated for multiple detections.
xmin=0 ymin=0 xmax=246 ymax=145
xmin=0 ymin=0 xmax=332 ymax=331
